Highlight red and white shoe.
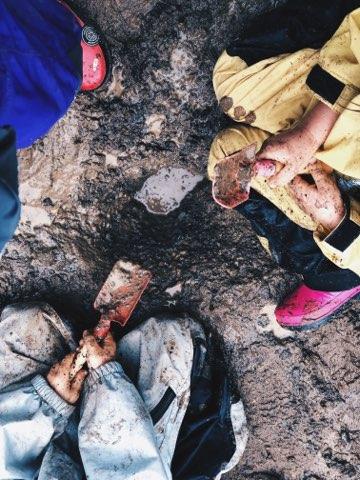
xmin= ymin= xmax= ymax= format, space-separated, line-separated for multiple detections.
xmin=60 ymin=1 xmax=108 ymax=91
xmin=275 ymin=283 xmax=360 ymax=330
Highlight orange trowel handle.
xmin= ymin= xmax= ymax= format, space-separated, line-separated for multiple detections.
xmin=94 ymin=317 xmax=112 ymax=340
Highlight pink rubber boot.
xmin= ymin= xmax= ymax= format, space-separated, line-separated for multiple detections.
xmin=275 ymin=283 xmax=360 ymax=330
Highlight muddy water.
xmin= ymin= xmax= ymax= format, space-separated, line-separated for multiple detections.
xmin=135 ymin=167 xmax=203 ymax=215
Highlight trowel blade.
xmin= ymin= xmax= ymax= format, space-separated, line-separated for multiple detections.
xmin=212 ymin=143 xmax=257 ymax=209
xmin=94 ymin=260 xmax=152 ymax=327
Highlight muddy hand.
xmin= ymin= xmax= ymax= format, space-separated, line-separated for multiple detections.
xmin=81 ymin=330 xmax=116 ymax=370
xmin=257 ymin=102 xmax=339 ymax=188
xmin=213 ymin=143 xmax=275 ymax=209
xmin=47 ymin=352 xmax=88 ymax=405
xmin=257 ymin=127 xmax=317 ymax=187
xmin=289 ymin=162 xmax=345 ymax=233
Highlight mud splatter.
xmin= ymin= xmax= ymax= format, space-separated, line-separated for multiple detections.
xmin=234 ymin=105 xmax=246 ymax=119
xmin=256 ymin=304 xmax=294 ymax=339
xmin=245 ymin=111 xmax=256 ymax=124
xmin=219 ymin=96 xmax=233 ymax=112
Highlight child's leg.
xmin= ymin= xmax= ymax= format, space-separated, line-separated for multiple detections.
xmin=0 ymin=302 xmax=76 ymax=390
xmin=117 ymin=315 xmax=203 ymax=470
xmin=117 ymin=314 xmax=247 ymax=478
xmin=209 ymin=126 xmax=360 ymax=328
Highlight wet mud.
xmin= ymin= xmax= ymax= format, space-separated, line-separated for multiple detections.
xmin=0 ymin=1 xmax=359 ymax=479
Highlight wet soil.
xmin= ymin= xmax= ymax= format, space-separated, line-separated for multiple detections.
xmin=0 ymin=1 xmax=359 ymax=479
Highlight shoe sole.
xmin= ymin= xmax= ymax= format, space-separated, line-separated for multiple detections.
xmin=280 ymin=292 xmax=360 ymax=332
xmin=61 ymin=0 xmax=112 ymax=91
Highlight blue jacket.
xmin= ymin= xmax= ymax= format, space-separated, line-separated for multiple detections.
xmin=0 ymin=0 xmax=82 ymax=253
xmin=0 ymin=0 xmax=82 ymax=148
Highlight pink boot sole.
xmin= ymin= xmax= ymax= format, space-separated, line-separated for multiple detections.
xmin=59 ymin=0 xmax=108 ymax=91
xmin=275 ymin=283 xmax=360 ymax=331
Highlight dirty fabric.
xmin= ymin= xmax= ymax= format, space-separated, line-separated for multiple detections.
xmin=227 ymin=0 xmax=360 ymax=66
xmin=119 ymin=316 xmax=248 ymax=480
xmin=209 ymin=7 xmax=360 ymax=280
xmin=0 ymin=0 xmax=82 ymax=149
xmin=0 ymin=303 xmax=247 ymax=479
xmin=0 ymin=127 xmax=20 ymax=256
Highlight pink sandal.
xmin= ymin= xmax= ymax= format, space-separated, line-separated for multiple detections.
xmin=59 ymin=1 xmax=108 ymax=91
xmin=275 ymin=283 xmax=360 ymax=330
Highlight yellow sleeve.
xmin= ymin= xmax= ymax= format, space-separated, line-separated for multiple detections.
xmin=314 ymin=198 xmax=360 ymax=277
xmin=213 ymin=49 xmax=318 ymax=134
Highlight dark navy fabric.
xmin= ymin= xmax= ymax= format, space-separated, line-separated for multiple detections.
xmin=227 ymin=0 xmax=360 ymax=65
xmin=0 ymin=0 xmax=82 ymax=148
xmin=237 ymin=191 xmax=360 ymax=291
xmin=0 ymin=127 xmax=20 ymax=253
xmin=172 ymin=338 xmax=237 ymax=480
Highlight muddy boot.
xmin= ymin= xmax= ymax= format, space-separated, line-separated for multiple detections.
xmin=59 ymin=0 xmax=109 ymax=91
xmin=275 ymin=283 xmax=360 ymax=330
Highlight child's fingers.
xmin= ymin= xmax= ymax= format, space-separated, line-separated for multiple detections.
xmin=289 ymin=176 xmax=317 ymax=211
xmin=103 ymin=331 xmax=115 ymax=348
xmin=257 ymin=142 xmax=286 ymax=163
xmin=61 ymin=351 xmax=77 ymax=369
xmin=268 ymin=164 xmax=296 ymax=188
xmin=70 ymin=369 xmax=88 ymax=393
xmin=82 ymin=329 xmax=91 ymax=339
xmin=309 ymin=165 xmax=338 ymax=197
xmin=253 ymin=160 xmax=276 ymax=178
xmin=83 ymin=332 xmax=98 ymax=346
xmin=73 ymin=345 xmax=88 ymax=369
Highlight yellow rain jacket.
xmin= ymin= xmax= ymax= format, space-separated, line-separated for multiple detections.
xmin=209 ymin=8 xmax=360 ymax=277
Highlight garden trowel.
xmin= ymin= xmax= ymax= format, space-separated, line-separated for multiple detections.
xmin=212 ymin=143 xmax=275 ymax=209
xmin=70 ymin=261 xmax=151 ymax=377
xmin=93 ymin=260 xmax=152 ymax=339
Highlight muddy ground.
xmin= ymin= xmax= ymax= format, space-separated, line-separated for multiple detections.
xmin=1 ymin=1 xmax=359 ymax=479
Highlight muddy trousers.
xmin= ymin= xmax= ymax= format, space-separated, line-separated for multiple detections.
xmin=237 ymin=190 xmax=360 ymax=291
xmin=0 ymin=303 xmax=247 ymax=480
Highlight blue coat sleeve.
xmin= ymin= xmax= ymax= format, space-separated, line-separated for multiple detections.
xmin=0 ymin=127 xmax=20 ymax=254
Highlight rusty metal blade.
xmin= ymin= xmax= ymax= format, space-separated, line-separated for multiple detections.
xmin=94 ymin=260 xmax=152 ymax=327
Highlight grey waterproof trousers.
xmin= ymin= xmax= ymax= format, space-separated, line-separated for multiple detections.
xmin=0 ymin=303 xmax=247 ymax=479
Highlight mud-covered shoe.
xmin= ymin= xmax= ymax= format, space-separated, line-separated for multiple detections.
xmin=60 ymin=1 xmax=108 ymax=91
xmin=275 ymin=283 xmax=360 ymax=330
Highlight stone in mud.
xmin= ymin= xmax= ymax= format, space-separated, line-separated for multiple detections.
xmin=135 ymin=167 xmax=203 ymax=215
xmin=1 ymin=1 xmax=359 ymax=479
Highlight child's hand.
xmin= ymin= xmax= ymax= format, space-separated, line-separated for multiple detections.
xmin=212 ymin=143 xmax=275 ymax=209
xmin=79 ymin=330 xmax=116 ymax=370
xmin=257 ymin=126 xmax=318 ymax=188
xmin=289 ymin=163 xmax=345 ymax=233
xmin=47 ymin=352 xmax=88 ymax=405
xmin=258 ymin=101 xmax=340 ymax=188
